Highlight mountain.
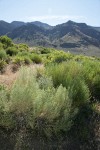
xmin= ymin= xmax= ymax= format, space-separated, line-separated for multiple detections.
xmin=0 ymin=20 xmax=14 ymax=35
xmin=8 ymin=20 xmax=100 ymax=47
xmin=11 ymin=21 xmax=26 ymax=28
xmin=93 ymin=27 xmax=100 ymax=32
xmin=8 ymin=23 xmax=51 ymax=46
xmin=0 ymin=20 xmax=52 ymax=33
xmin=30 ymin=21 xmax=53 ymax=29
xmin=48 ymin=21 xmax=100 ymax=48
xmin=10 ymin=21 xmax=52 ymax=30
xmin=0 ymin=20 xmax=100 ymax=56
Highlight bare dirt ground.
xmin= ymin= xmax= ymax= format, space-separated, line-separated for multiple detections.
xmin=0 ymin=64 xmax=44 ymax=88
xmin=0 ymin=65 xmax=18 ymax=88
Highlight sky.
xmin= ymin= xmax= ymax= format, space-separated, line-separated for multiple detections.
xmin=0 ymin=0 xmax=100 ymax=26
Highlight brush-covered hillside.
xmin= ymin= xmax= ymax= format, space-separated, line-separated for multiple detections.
xmin=0 ymin=36 xmax=100 ymax=150
xmin=0 ymin=20 xmax=100 ymax=56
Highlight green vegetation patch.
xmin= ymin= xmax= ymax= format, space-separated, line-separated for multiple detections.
xmin=0 ymin=36 xmax=100 ymax=141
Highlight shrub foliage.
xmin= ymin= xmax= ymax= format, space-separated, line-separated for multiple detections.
xmin=0 ymin=36 xmax=100 ymax=142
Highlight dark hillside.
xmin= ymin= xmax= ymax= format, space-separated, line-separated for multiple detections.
xmin=0 ymin=20 xmax=14 ymax=35
xmin=0 ymin=20 xmax=100 ymax=56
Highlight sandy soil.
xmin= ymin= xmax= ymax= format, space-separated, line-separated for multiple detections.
xmin=0 ymin=65 xmax=19 ymax=88
xmin=0 ymin=64 xmax=43 ymax=88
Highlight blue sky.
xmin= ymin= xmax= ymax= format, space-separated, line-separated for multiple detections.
xmin=0 ymin=0 xmax=100 ymax=26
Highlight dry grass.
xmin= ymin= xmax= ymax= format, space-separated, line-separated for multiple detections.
xmin=0 ymin=64 xmax=44 ymax=88
xmin=0 ymin=65 xmax=18 ymax=88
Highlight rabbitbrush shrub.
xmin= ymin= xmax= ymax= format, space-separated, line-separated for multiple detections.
xmin=0 ymin=60 xmax=7 ymax=73
xmin=82 ymin=59 xmax=100 ymax=101
xmin=0 ymin=87 xmax=14 ymax=128
xmin=0 ymin=67 xmax=79 ymax=137
xmin=0 ymin=50 xmax=7 ymax=60
xmin=30 ymin=54 xmax=42 ymax=64
xmin=46 ymin=61 xmax=90 ymax=107
xmin=6 ymin=47 xmax=18 ymax=56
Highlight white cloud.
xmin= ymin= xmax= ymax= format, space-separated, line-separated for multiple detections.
xmin=22 ymin=15 xmax=87 ymax=25
xmin=26 ymin=15 xmax=87 ymax=21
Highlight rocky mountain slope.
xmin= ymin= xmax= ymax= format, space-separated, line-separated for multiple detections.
xmin=0 ymin=20 xmax=100 ymax=56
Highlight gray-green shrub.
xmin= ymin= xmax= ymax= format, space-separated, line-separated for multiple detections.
xmin=82 ymin=59 xmax=100 ymax=101
xmin=0 ymin=50 xmax=7 ymax=60
xmin=30 ymin=54 xmax=42 ymax=64
xmin=46 ymin=61 xmax=90 ymax=107
xmin=0 ymin=67 xmax=78 ymax=137
xmin=6 ymin=47 xmax=18 ymax=56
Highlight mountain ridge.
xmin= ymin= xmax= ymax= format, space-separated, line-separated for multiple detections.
xmin=0 ymin=20 xmax=100 ymax=56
